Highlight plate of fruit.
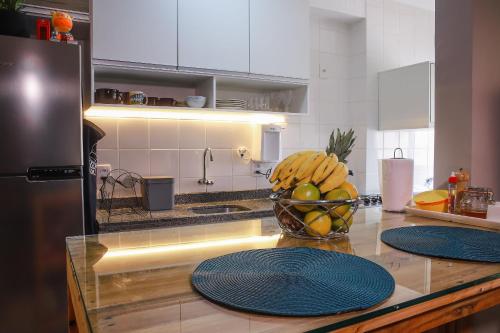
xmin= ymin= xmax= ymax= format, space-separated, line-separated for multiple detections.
xmin=269 ymin=129 xmax=360 ymax=239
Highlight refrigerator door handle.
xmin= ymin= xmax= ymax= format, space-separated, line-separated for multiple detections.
xmin=27 ymin=166 xmax=83 ymax=181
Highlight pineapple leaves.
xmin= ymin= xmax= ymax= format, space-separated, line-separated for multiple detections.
xmin=325 ymin=128 xmax=356 ymax=163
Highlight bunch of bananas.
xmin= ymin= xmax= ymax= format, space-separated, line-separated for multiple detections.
xmin=270 ymin=150 xmax=350 ymax=194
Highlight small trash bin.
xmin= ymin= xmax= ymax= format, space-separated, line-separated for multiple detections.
xmin=141 ymin=176 xmax=175 ymax=211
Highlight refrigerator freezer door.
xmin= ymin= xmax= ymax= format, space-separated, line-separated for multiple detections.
xmin=0 ymin=177 xmax=83 ymax=333
xmin=0 ymin=35 xmax=82 ymax=175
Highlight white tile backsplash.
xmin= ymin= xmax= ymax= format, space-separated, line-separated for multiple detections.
xmin=300 ymin=123 xmax=319 ymax=149
xmin=230 ymin=123 xmax=254 ymax=149
xmin=383 ymin=131 xmax=400 ymax=148
xmin=233 ymin=176 xmax=257 ymax=191
xmin=119 ymin=149 xmax=150 ymax=176
xmin=257 ymin=176 xmax=272 ymax=190
xmin=118 ymin=119 xmax=149 ymax=149
xmin=150 ymin=119 xmax=179 ymax=149
xmin=179 ymin=121 xmax=205 ymax=149
xmin=179 ymin=177 xmax=206 ymax=194
xmin=206 ymin=122 xmax=234 ymax=149
xmin=208 ymin=177 xmax=233 ymax=192
xmin=207 ymin=149 xmax=233 ymax=177
xmin=179 ymin=149 xmax=204 ymax=178
xmin=150 ymin=150 xmax=179 ymax=177
xmin=96 ymin=149 xmax=118 ymax=170
xmin=93 ymin=118 xmax=118 ymax=149
xmin=281 ymin=123 xmax=301 ymax=149
xmin=232 ymin=149 xmax=253 ymax=176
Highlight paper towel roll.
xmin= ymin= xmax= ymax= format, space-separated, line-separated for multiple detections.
xmin=378 ymin=157 xmax=414 ymax=212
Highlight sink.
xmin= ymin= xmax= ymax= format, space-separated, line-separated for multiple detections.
xmin=190 ymin=204 xmax=251 ymax=215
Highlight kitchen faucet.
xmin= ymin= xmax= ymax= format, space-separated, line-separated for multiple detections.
xmin=198 ymin=148 xmax=214 ymax=185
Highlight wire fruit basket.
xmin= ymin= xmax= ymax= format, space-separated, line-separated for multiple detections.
xmin=270 ymin=191 xmax=360 ymax=240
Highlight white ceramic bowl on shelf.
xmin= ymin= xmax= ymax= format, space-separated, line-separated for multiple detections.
xmin=185 ymin=96 xmax=207 ymax=108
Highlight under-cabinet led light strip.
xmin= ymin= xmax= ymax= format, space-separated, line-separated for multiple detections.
xmin=85 ymin=105 xmax=286 ymax=124
xmin=102 ymin=234 xmax=281 ymax=258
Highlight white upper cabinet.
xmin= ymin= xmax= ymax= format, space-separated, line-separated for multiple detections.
xmin=379 ymin=62 xmax=435 ymax=130
xmin=178 ymin=0 xmax=249 ymax=73
xmin=250 ymin=0 xmax=310 ymax=79
xmin=92 ymin=0 xmax=177 ymax=66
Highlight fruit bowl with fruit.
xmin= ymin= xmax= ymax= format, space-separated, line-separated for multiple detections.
xmin=269 ymin=129 xmax=360 ymax=240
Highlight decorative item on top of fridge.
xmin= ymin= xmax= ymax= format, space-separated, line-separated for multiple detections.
xmin=51 ymin=11 xmax=75 ymax=43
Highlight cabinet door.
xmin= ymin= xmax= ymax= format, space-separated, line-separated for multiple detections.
xmin=379 ymin=62 xmax=433 ymax=130
xmin=178 ymin=0 xmax=249 ymax=72
xmin=250 ymin=0 xmax=309 ymax=79
xmin=92 ymin=0 xmax=177 ymax=66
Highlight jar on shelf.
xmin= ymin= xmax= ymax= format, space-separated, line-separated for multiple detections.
xmin=458 ymin=187 xmax=494 ymax=219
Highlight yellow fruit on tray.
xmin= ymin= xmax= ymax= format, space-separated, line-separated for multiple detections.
xmin=304 ymin=210 xmax=332 ymax=237
xmin=325 ymin=188 xmax=351 ymax=218
xmin=292 ymin=183 xmax=320 ymax=212
xmin=331 ymin=210 xmax=354 ymax=232
xmin=339 ymin=181 xmax=359 ymax=199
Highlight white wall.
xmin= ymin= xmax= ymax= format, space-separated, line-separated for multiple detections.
xmin=360 ymin=0 xmax=435 ymax=193
xmin=94 ymin=0 xmax=435 ymax=195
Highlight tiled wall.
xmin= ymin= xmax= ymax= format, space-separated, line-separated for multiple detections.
xmin=359 ymin=0 xmax=435 ymax=193
xmin=93 ymin=0 xmax=435 ymax=195
xmin=283 ymin=16 xmax=353 ymax=154
xmin=379 ymin=128 xmax=435 ymax=192
xmin=283 ymin=15 xmax=366 ymax=188
xmin=93 ymin=118 xmax=267 ymax=194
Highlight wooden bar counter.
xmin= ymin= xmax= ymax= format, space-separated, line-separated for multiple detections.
xmin=66 ymin=208 xmax=500 ymax=332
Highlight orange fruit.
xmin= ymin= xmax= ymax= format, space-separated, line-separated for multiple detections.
xmin=292 ymin=183 xmax=320 ymax=212
xmin=304 ymin=210 xmax=332 ymax=237
xmin=325 ymin=188 xmax=351 ymax=218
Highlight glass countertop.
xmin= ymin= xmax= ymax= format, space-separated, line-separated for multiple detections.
xmin=66 ymin=208 xmax=500 ymax=333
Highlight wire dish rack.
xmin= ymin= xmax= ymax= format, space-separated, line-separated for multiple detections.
xmin=99 ymin=169 xmax=151 ymax=223
xmin=270 ymin=191 xmax=360 ymax=240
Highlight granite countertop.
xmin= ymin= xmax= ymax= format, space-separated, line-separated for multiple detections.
xmin=97 ymin=197 xmax=274 ymax=232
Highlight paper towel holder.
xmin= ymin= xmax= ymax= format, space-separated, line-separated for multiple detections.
xmin=393 ymin=148 xmax=404 ymax=159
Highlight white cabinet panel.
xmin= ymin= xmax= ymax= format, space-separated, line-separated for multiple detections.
xmin=250 ymin=0 xmax=310 ymax=79
xmin=178 ymin=0 xmax=249 ymax=72
xmin=379 ymin=62 xmax=434 ymax=130
xmin=92 ymin=0 xmax=177 ymax=66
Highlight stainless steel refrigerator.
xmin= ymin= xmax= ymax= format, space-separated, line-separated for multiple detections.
xmin=0 ymin=35 xmax=84 ymax=333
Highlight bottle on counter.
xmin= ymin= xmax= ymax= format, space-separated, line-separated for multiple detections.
xmin=454 ymin=168 xmax=470 ymax=214
xmin=448 ymin=173 xmax=457 ymax=213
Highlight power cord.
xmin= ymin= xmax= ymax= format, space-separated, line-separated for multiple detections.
xmin=255 ymin=168 xmax=272 ymax=179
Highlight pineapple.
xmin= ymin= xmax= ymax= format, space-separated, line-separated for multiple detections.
xmin=326 ymin=129 xmax=356 ymax=163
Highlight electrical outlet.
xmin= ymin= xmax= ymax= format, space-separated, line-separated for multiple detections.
xmin=96 ymin=164 xmax=112 ymax=179
xmin=252 ymin=161 xmax=274 ymax=178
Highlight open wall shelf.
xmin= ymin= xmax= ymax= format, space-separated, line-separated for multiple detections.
xmin=90 ymin=61 xmax=309 ymax=119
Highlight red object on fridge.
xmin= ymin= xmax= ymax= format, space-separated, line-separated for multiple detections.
xmin=36 ymin=19 xmax=51 ymax=40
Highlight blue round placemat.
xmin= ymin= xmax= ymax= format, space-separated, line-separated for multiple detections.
xmin=381 ymin=226 xmax=500 ymax=263
xmin=191 ymin=247 xmax=395 ymax=316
